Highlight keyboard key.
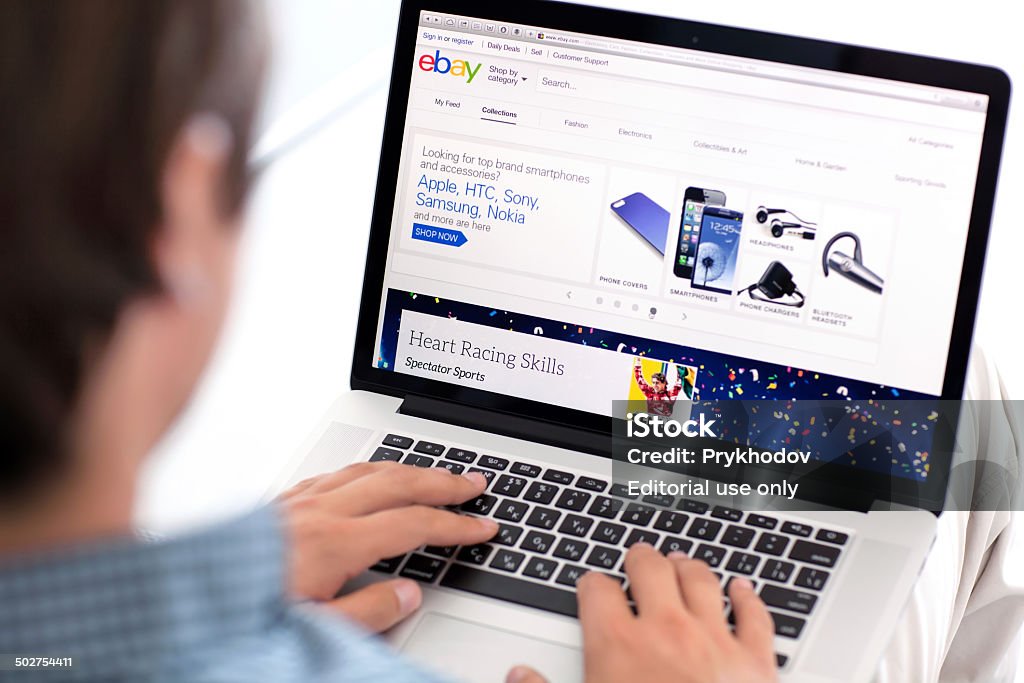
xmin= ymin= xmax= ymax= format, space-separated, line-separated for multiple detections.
xmin=769 ymin=611 xmax=806 ymax=638
xmin=445 ymin=448 xmax=477 ymax=463
xmin=678 ymin=499 xmax=709 ymax=514
xmin=687 ymin=518 xmax=722 ymax=541
xmin=760 ymin=585 xmax=818 ymax=615
xmin=369 ymin=446 xmax=403 ymax=462
xmin=780 ymin=521 xmax=813 ymax=537
xmin=816 ymin=529 xmax=849 ymax=545
xmin=586 ymin=546 xmax=622 ymax=570
xmin=478 ymin=455 xmax=510 ymax=471
xmin=510 ymin=462 xmax=542 ymax=477
xmin=589 ymin=496 xmax=624 ymax=518
xmin=693 ymin=544 xmax=726 ymax=568
xmin=442 ymin=563 xmax=578 ymax=617
xmin=382 ymin=434 xmax=414 ymax=449
xmin=467 ymin=467 xmax=497 ymax=485
xmin=624 ymin=529 xmax=659 ymax=548
xmin=725 ymin=551 xmax=760 ymax=575
xmin=414 ymin=441 xmax=445 ymax=456
xmin=400 ymin=553 xmax=446 ymax=582
xmin=593 ymin=521 xmax=627 ymax=545
xmin=642 ymin=494 xmax=674 ymax=508
xmin=457 ymin=544 xmax=493 ymax=565
xmin=493 ymin=475 xmax=528 ymax=497
xmin=754 ymin=533 xmax=789 ymax=556
xmin=621 ymin=503 xmax=656 ymax=526
xmin=760 ymin=560 xmax=796 ymax=583
xmin=521 ymin=531 xmax=555 ymax=554
xmin=747 ymin=514 xmax=778 ymax=529
xmin=558 ymin=514 xmax=594 ymax=538
xmin=524 ymin=482 xmax=558 ymax=505
xmin=660 ymin=536 xmax=692 ymax=555
xmin=543 ymin=469 xmax=575 ymax=485
xmin=403 ymin=453 xmax=434 ymax=467
xmin=371 ymin=555 xmax=405 ymax=573
xmin=794 ymin=567 xmax=830 ymax=591
xmin=522 ymin=557 xmax=559 ymax=581
xmin=653 ymin=510 xmax=688 ymax=534
xmin=555 ymin=489 xmax=592 ymax=512
xmin=423 ymin=545 xmax=456 ymax=558
xmin=576 ymin=476 xmax=608 ymax=492
xmin=711 ymin=505 xmax=743 ymax=522
xmin=490 ymin=549 xmax=526 ymax=573
xmin=722 ymin=525 xmax=755 ymax=549
xmin=553 ymin=538 xmax=589 ymax=562
xmin=493 ymin=499 xmax=528 ymax=523
xmin=555 ymin=564 xmax=588 ymax=588
xmin=434 ymin=460 xmax=465 ymax=474
xmin=609 ymin=483 xmax=637 ymax=499
xmin=526 ymin=507 xmax=561 ymax=530
xmin=494 ymin=524 xmax=524 ymax=546
xmin=789 ymin=540 xmax=841 ymax=568
xmin=460 ymin=494 xmax=497 ymax=515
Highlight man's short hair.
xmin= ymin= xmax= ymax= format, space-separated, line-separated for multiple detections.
xmin=651 ymin=372 xmax=667 ymax=384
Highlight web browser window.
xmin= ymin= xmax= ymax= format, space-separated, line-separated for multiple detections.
xmin=372 ymin=10 xmax=989 ymax=436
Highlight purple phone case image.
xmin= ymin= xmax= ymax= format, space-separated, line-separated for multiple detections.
xmin=610 ymin=192 xmax=670 ymax=255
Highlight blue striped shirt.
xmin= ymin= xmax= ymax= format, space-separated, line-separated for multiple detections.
xmin=0 ymin=506 xmax=447 ymax=682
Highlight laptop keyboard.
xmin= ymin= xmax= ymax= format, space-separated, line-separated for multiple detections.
xmin=367 ymin=433 xmax=850 ymax=669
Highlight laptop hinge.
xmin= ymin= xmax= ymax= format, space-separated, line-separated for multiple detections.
xmin=399 ymin=395 xmax=611 ymax=458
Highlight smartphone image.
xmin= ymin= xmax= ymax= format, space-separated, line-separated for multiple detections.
xmin=610 ymin=192 xmax=671 ymax=255
xmin=691 ymin=206 xmax=743 ymax=294
xmin=674 ymin=187 xmax=726 ymax=279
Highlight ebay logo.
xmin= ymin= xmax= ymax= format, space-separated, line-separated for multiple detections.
xmin=418 ymin=50 xmax=482 ymax=83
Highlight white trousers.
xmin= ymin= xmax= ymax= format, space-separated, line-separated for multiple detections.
xmin=878 ymin=348 xmax=1024 ymax=682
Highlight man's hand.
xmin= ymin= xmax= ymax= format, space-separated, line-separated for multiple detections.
xmin=506 ymin=544 xmax=778 ymax=683
xmin=278 ymin=462 xmax=497 ymax=632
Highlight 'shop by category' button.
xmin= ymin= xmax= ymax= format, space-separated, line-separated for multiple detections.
xmin=412 ymin=223 xmax=468 ymax=247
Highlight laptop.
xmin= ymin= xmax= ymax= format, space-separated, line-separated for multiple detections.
xmin=268 ymin=1 xmax=1010 ymax=681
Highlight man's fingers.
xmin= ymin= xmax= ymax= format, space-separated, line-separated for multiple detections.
xmin=325 ymin=578 xmax=422 ymax=633
xmin=304 ymin=461 xmax=402 ymax=495
xmin=277 ymin=475 xmax=321 ymax=501
xmin=729 ymin=577 xmax=776 ymax=664
xmin=280 ymin=461 xmax=399 ymax=501
xmin=345 ymin=506 xmax=497 ymax=567
xmin=671 ymin=554 xmax=726 ymax=623
xmin=505 ymin=665 xmax=549 ymax=683
xmin=328 ymin=467 xmax=489 ymax=516
xmin=623 ymin=544 xmax=684 ymax=616
xmin=577 ymin=571 xmax=633 ymax=647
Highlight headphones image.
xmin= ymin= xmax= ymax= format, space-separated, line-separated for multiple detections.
xmin=755 ymin=206 xmax=817 ymax=240
xmin=822 ymin=231 xmax=884 ymax=294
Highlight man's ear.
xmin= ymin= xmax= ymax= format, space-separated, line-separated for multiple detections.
xmin=153 ymin=114 xmax=234 ymax=306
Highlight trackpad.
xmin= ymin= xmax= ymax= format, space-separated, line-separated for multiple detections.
xmin=401 ymin=613 xmax=582 ymax=683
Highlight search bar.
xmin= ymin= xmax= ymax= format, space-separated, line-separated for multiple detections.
xmin=534 ymin=65 xmax=983 ymax=132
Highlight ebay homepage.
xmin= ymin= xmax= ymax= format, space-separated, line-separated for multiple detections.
xmin=372 ymin=12 xmax=989 ymax=434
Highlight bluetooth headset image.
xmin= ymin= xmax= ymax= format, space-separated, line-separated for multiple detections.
xmin=756 ymin=206 xmax=817 ymax=240
xmin=822 ymin=231 xmax=884 ymax=294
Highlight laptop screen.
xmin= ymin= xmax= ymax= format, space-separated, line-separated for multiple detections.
xmin=369 ymin=9 xmax=990 ymax=479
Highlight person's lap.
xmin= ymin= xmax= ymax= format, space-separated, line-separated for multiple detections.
xmin=878 ymin=349 xmax=1024 ymax=682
